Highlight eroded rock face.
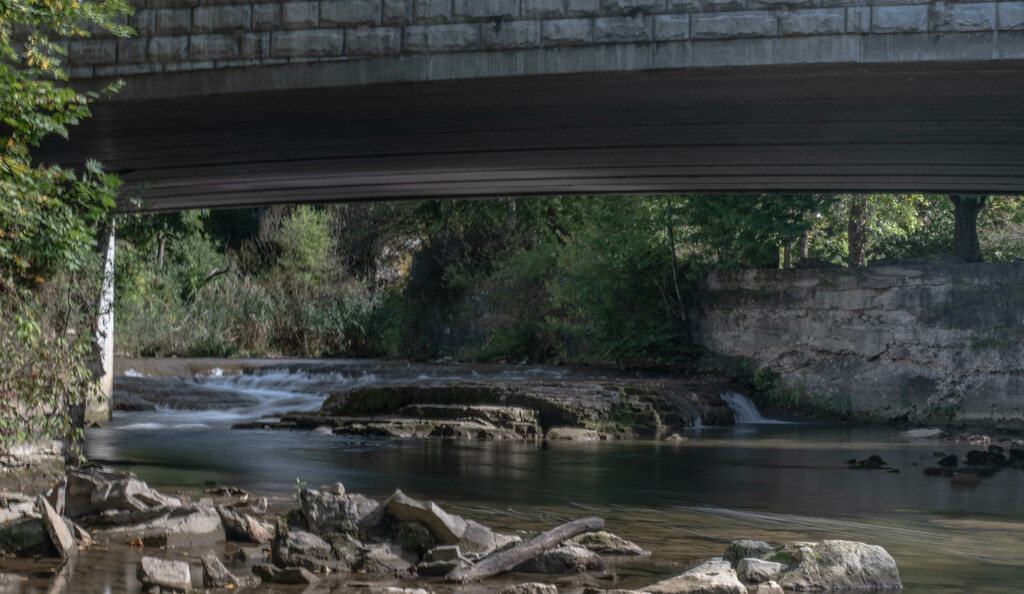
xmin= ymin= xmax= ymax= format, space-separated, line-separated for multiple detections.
xmin=645 ymin=557 xmax=747 ymax=594
xmin=545 ymin=427 xmax=601 ymax=441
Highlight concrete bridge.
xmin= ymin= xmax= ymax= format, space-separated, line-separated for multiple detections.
xmin=50 ymin=0 xmax=1024 ymax=211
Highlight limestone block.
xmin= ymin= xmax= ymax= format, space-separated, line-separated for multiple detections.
xmin=482 ymin=20 xmax=542 ymax=49
xmin=156 ymin=9 xmax=191 ymax=35
xmin=147 ymin=0 xmax=199 ymax=8
xmin=655 ymin=14 xmax=690 ymax=40
xmin=700 ymin=0 xmax=747 ymax=12
xmin=692 ymin=11 xmax=777 ymax=39
xmin=282 ymin=2 xmax=319 ymax=29
xmin=148 ymin=36 xmax=189 ymax=62
xmin=667 ymin=0 xmax=700 ymax=12
xmin=346 ymin=27 xmax=403 ymax=55
xmin=998 ymin=2 xmax=1024 ymax=30
xmin=567 ymin=0 xmax=601 ymax=17
xmin=523 ymin=0 xmax=565 ymax=19
xmin=404 ymin=26 xmax=429 ymax=51
xmin=779 ymin=8 xmax=845 ymax=36
xmin=415 ymin=0 xmax=452 ymax=24
xmin=193 ymin=6 xmax=252 ymax=33
xmin=453 ymin=0 xmax=518 ymax=20
xmin=384 ymin=0 xmax=414 ymax=25
xmin=241 ymin=33 xmax=271 ymax=59
xmin=424 ymin=23 xmax=481 ymax=51
xmin=602 ymin=0 xmax=665 ymax=16
xmin=595 ymin=15 xmax=652 ymax=43
xmin=253 ymin=4 xmax=281 ymax=30
xmin=137 ymin=557 xmax=191 ymax=593
xmin=543 ymin=18 xmax=593 ymax=45
xmin=118 ymin=39 xmax=147 ymax=63
xmin=133 ymin=10 xmax=156 ymax=36
xmin=749 ymin=0 xmax=816 ymax=9
xmin=271 ymin=30 xmax=346 ymax=58
xmin=871 ymin=6 xmax=928 ymax=33
xmin=190 ymin=35 xmax=239 ymax=61
xmin=69 ymin=39 xmax=117 ymax=65
xmin=147 ymin=0 xmax=198 ymax=7
xmin=930 ymin=2 xmax=996 ymax=32
xmin=322 ymin=0 xmax=382 ymax=27
xmin=847 ymin=7 xmax=870 ymax=33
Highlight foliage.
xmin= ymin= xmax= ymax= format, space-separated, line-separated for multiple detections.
xmin=0 ymin=0 xmax=131 ymax=454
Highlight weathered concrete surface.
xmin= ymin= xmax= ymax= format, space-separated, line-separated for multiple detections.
xmin=694 ymin=259 xmax=1024 ymax=428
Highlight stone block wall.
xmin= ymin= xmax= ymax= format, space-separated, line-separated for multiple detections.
xmin=64 ymin=0 xmax=1024 ymax=82
xmin=693 ymin=259 xmax=1024 ymax=428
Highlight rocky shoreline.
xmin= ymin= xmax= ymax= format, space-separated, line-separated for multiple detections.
xmin=0 ymin=467 xmax=903 ymax=593
xmin=231 ymin=378 xmax=738 ymax=440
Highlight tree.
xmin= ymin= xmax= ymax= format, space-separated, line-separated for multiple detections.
xmin=1 ymin=0 xmax=131 ymax=454
xmin=949 ymin=195 xmax=987 ymax=263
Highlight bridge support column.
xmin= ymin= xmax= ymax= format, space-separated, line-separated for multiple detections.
xmin=86 ymin=223 xmax=114 ymax=424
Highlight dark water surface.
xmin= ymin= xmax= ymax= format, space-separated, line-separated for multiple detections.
xmin=6 ymin=360 xmax=1024 ymax=592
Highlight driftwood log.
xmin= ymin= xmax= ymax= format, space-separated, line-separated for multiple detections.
xmin=445 ymin=517 xmax=604 ymax=583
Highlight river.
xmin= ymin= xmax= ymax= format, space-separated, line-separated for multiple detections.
xmin=7 ymin=359 xmax=1024 ymax=592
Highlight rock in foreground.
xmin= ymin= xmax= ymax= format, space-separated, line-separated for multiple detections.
xmin=725 ymin=539 xmax=902 ymax=591
xmin=645 ymin=557 xmax=747 ymax=594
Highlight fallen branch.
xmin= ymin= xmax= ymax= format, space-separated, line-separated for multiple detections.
xmin=445 ymin=517 xmax=604 ymax=583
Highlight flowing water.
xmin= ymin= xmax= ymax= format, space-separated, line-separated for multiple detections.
xmin=5 ymin=360 xmax=1024 ymax=593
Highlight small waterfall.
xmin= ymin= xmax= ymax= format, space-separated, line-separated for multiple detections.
xmin=721 ymin=391 xmax=779 ymax=424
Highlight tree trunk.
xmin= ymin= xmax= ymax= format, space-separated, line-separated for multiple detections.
xmin=156 ymin=232 xmax=166 ymax=271
xmin=800 ymin=230 xmax=809 ymax=259
xmin=950 ymin=195 xmax=986 ymax=263
xmin=445 ymin=517 xmax=604 ymax=583
xmin=847 ymin=195 xmax=867 ymax=267
xmin=783 ymin=244 xmax=791 ymax=269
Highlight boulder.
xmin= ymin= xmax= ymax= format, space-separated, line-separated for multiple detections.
xmin=900 ymin=428 xmax=945 ymax=440
xmin=545 ymin=427 xmax=601 ymax=441
xmin=515 ymin=545 xmax=605 ymax=574
xmin=232 ymin=546 xmax=269 ymax=562
xmin=66 ymin=468 xmax=181 ymax=519
xmin=936 ymin=455 xmax=958 ymax=467
xmin=384 ymin=489 xmax=466 ymax=544
xmin=724 ymin=540 xmax=774 ymax=564
xmin=767 ymin=540 xmax=902 ymax=591
xmin=272 ymin=524 xmax=349 ymax=573
xmin=0 ymin=516 xmax=50 ymax=556
xmin=418 ymin=544 xmax=468 ymax=576
xmin=393 ymin=520 xmax=435 ymax=556
xmin=645 ymin=558 xmax=746 ymax=594
xmin=217 ymin=505 xmax=272 ymax=543
xmin=201 ymin=551 xmax=254 ymax=588
xmin=424 ymin=544 xmax=463 ymax=562
xmin=665 ymin=433 xmax=689 ymax=442
xmin=461 ymin=518 xmax=520 ymax=557
xmin=101 ymin=506 xmax=225 ymax=548
xmin=311 ymin=426 xmax=334 ymax=436
xmin=137 ymin=556 xmax=192 ymax=593
xmin=359 ymin=543 xmax=414 ymax=574
xmin=569 ymin=530 xmax=648 ymax=555
xmin=37 ymin=496 xmax=75 ymax=560
xmin=498 ymin=584 xmax=559 ymax=594
xmin=753 ymin=581 xmax=785 ymax=594
xmin=736 ymin=558 xmax=786 ymax=583
xmin=300 ymin=488 xmax=384 ymax=536
xmin=253 ymin=564 xmax=320 ymax=584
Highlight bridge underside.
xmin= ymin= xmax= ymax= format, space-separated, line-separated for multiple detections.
xmin=52 ymin=61 xmax=1024 ymax=211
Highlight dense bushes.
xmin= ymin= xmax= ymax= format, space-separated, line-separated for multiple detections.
xmin=114 ymin=194 xmax=1024 ymax=367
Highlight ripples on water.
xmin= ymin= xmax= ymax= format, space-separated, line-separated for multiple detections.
xmin=21 ymin=360 xmax=1024 ymax=592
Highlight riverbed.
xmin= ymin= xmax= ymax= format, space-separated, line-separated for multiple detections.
xmin=8 ymin=359 xmax=1024 ymax=592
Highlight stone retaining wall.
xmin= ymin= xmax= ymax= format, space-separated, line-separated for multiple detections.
xmin=693 ymin=259 xmax=1024 ymax=428
xmin=66 ymin=0 xmax=1024 ymax=84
